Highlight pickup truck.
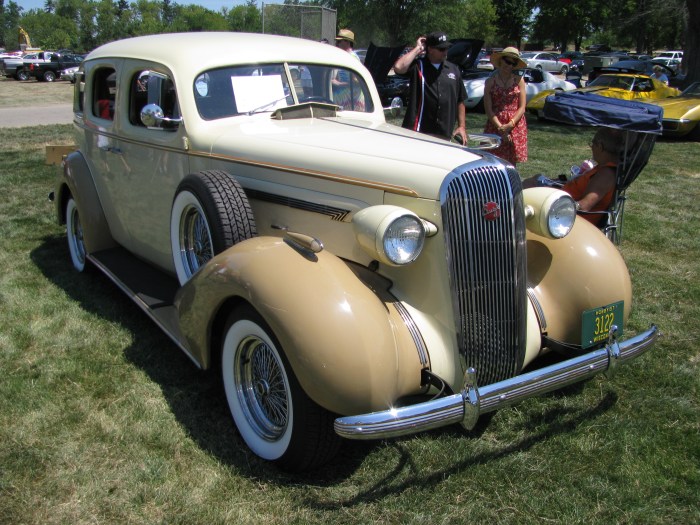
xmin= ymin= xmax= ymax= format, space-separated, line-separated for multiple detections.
xmin=27 ymin=52 xmax=83 ymax=82
xmin=0 ymin=51 xmax=53 ymax=80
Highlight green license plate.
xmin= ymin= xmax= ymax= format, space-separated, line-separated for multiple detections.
xmin=581 ymin=301 xmax=624 ymax=349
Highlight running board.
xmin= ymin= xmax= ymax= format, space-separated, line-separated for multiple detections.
xmin=88 ymin=248 xmax=199 ymax=367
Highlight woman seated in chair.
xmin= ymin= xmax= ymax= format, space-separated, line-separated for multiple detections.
xmin=524 ymin=127 xmax=623 ymax=226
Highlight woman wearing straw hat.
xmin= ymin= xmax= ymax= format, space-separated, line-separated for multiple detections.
xmin=483 ymin=47 xmax=528 ymax=166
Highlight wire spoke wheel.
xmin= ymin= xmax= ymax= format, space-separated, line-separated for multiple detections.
xmin=235 ymin=335 xmax=289 ymax=441
xmin=179 ymin=203 xmax=213 ymax=277
xmin=66 ymin=198 xmax=87 ymax=272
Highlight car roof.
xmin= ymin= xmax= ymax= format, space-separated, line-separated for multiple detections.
xmin=85 ymin=32 xmax=361 ymax=73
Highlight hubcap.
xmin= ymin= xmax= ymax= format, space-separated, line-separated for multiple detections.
xmin=235 ymin=335 xmax=288 ymax=441
xmin=179 ymin=204 xmax=213 ymax=278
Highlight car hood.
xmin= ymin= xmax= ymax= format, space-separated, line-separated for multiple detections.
xmin=364 ymin=43 xmax=406 ymax=84
xmin=204 ymin=115 xmax=486 ymax=200
xmin=364 ymin=38 xmax=484 ymax=84
xmin=646 ymin=96 xmax=699 ymax=116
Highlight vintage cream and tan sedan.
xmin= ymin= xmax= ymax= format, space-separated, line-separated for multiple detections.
xmin=53 ymin=33 xmax=658 ymax=471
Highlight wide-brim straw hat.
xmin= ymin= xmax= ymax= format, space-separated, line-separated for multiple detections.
xmin=335 ymin=29 xmax=355 ymax=44
xmin=491 ymin=47 xmax=527 ymax=69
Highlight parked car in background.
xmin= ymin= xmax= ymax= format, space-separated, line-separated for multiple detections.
xmin=27 ymin=52 xmax=83 ymax=82
xmin=651 ymin=51 xmax=683 ymax=73
xmin=52 ymin=32 xmax=657 ymax=471
xmin=0 ymin=51 xmax=53 ymax=80
xmin=520 ymin=51 xmax=569 ymax=74
xmin=557 ymin=51 xmax=584 ymax=69
xmin=527 ymin=73 xmax=680 ymax=117
xmin=588 ymin=60 xmax=680 ymax=86
xmin=645 ymin=81 xmax=700 ymax=139
xmin=464 ymin=67 xmax=576 ymax=111
xmin=60 ymin=65 xmax=80 ymax=83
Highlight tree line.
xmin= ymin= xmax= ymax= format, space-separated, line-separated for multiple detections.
xmin=0 ymin=0 xmax=695 ymax=82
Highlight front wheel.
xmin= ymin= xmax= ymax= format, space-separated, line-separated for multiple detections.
xmin=43 ymin=70 xmax=56 ymax=82
xmin=66 ymin=198 xmax=87 ymax=272
xmin=221 ymin=306 xmax=341 ymax=471
xmin=560 ymin=65 xmax=569 ymax=74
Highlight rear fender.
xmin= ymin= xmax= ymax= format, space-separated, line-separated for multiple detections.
xmin=175 ymin=236 xmax=427 ymax=415
xmin=527 ymin=218 xmax=632 ymax=345
xmin=58 ymin=150 xmax=116 ymax=253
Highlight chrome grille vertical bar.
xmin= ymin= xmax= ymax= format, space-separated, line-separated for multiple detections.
xmin=440 ymin=161 xmax=527 ymax=385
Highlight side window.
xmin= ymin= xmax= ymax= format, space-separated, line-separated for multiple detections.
xmin=129 ymin=70 xmax=179 ymax=128
xmin=331 ymin=68 xmax=371 ymax=112
xmin=92 ymin=67 xmax=117 ymax=121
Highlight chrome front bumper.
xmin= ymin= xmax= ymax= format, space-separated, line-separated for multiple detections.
xmin=334 ymin=325 xmax=658 ymax=440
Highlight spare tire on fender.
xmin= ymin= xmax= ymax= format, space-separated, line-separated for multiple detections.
xmin=170 ymin=170 xmax=256 ymax=285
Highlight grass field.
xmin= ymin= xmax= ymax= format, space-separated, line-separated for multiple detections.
xmin=0 ymin=111 xmax=698 ymax=524
xmin=0 ymin=76 xmax=75 ymax=106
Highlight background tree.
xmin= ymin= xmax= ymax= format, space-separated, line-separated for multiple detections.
xmin=227 ymin=0 xmax=261 ymax=33
xmin=492 ymin=0 xmax=534 ymax=47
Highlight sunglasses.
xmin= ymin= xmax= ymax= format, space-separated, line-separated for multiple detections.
xmin=502 ymin=58 xmax=518 ymax=66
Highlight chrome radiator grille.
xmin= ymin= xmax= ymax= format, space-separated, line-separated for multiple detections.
xmin=441 ymin=163 xmax=527 ymax=385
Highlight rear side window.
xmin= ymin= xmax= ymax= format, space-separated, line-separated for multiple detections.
xmin=92 ymin=67 xmax=117 ymax=121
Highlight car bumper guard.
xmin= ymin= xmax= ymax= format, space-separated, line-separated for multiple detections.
xmin=334 ymin=325 xmax=658 ymax=440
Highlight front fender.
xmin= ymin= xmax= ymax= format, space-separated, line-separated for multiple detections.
xmin=175 ymin=236 xmax=426 ymax=415
xmin=527 ymin=218 xmax=632 ymax=344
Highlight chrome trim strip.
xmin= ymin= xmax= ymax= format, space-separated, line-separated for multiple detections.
xmin=334 ymin=325 xmax=658 ymax=439
xmin=393 ymin=301 xmax=429 ymax=366
xmin=527 ymin=288 xmax=547 ymax=331
xmin=74 ymin=119 xmax=419 ymax=197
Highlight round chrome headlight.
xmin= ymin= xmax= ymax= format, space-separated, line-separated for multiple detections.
xmin=383 ymin=214 xmax=425 ymax=264
xmin=352 ymin=205 xmax=426 ymax=266
xmin=547 ymin=195 xmax=577 ymax=238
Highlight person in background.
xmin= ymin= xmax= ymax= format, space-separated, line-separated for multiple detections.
xmin=565 ymin=64 xmax=583 ymax=88
xmin=393 ymin=31 xmax=467 ymax=143
xmin=523 ymin=127 xmax=623 ymax=226
xmin=483 ymin=47 xmax=528 ymax=166
xmin=335 ymin=29 xmax=361 ymax=61
xmin=332 ymin=29 xmax=364 ymax=110
xmin=651 ymin=64 xmax=669 ymax=85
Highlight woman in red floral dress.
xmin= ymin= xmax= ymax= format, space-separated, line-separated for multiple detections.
xmin=483 ymin=47 xmax=528 ymax=166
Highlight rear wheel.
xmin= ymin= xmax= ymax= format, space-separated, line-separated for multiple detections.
xmin=66 ymin=198 xmax=87 ymax=272
xmin=16 ymin=69 xmax=29 ymax=81
xmin=170 ymin=170 xmax=256 ymax=285
xmin=221 ymin=306 xmax=341 ymax=471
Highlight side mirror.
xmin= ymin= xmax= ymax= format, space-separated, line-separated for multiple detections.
xmin=383 ymin=96 xmax=404 ymax=118
xmin=140 ymin=103 xmax=183 ymax=129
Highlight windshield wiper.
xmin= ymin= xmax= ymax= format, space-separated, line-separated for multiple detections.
xmin=247 ymin=95 xmax=289 ymax=115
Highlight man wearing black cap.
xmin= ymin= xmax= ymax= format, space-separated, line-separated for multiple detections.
xmin=393 ymin=32 xmax=467 ymax=143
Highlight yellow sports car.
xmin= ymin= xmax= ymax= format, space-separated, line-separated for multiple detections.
xmin=645 ymin=82 xmax=700 ymax=139
xmin=527 ymin=73 xmax=680 ymax=116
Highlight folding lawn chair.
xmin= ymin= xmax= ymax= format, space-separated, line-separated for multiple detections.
xmin=542 ymin=92 xmax=663 ymax=244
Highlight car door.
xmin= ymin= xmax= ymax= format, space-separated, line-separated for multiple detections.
xmin=104 ymin=64 xmax=191 ymax=271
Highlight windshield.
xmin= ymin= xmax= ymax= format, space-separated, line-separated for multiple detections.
xmin=520 ymin=52 xmax=536 ymax=58
xmin=682 ymin=82 xmax=700 ymax=97
xmin=193 ymin=63 xmax=374 ymax=120
xmin=587 ymin=75 xmax=634 ymax=90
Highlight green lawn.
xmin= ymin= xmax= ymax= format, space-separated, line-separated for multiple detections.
xmin=0 ymin=120 xmax=698 ymax=525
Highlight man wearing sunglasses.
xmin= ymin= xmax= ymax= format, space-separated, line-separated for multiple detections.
xmin=393 ymin=31 xmax=467 ymax=143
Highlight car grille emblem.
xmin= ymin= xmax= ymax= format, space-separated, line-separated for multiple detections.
xmin=482 ymin=201 xmax=501 ymax=221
